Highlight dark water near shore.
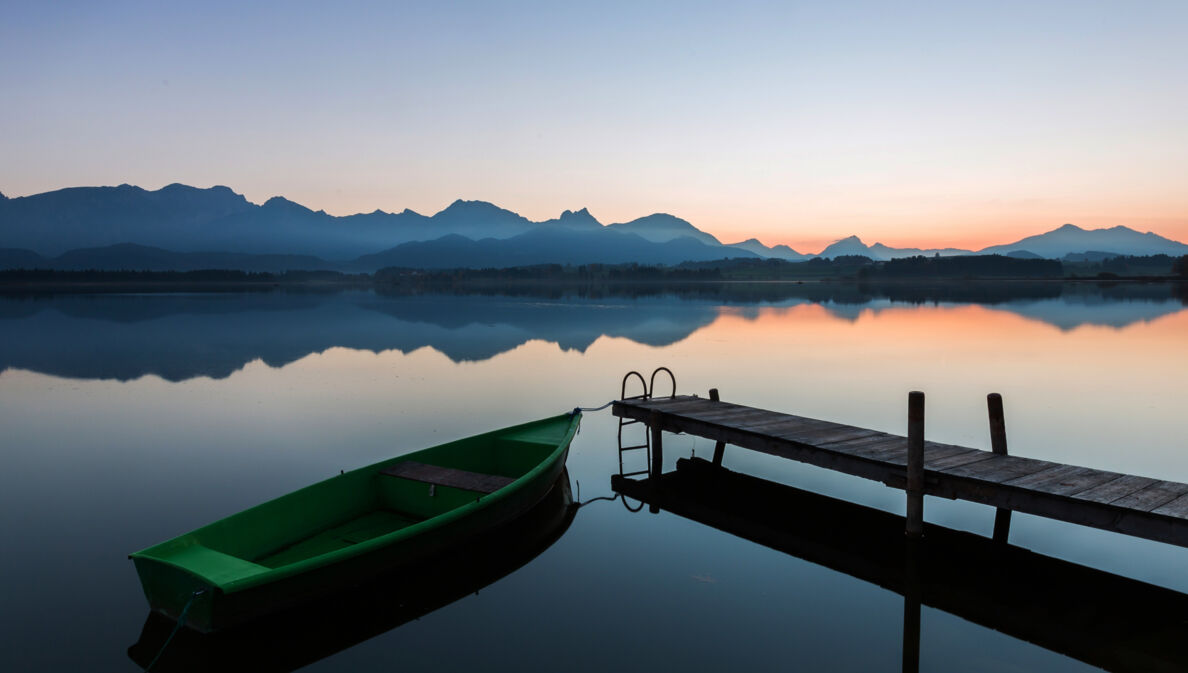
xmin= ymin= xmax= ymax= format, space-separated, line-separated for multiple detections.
xmin=1 ymin=282 xmax=1186 ymax=672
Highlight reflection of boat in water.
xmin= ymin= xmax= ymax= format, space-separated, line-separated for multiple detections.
xmin=130 ymin=413 xmax=579 ymax=632
xmin=614 ymin=458 xmax=1188 ymax=673
xmin=129 ymin=471 xmax=576 ymax=672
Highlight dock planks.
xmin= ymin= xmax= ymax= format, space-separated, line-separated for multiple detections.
xmin=613 ymin=395 xmax=1188 ymax=548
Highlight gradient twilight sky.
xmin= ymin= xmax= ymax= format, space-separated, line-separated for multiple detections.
xmin=2 ymin=1 xmax=1185 ymax=252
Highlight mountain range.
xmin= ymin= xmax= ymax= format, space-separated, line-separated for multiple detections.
xmin=1 ymin=183 xmax=1185 ymax=271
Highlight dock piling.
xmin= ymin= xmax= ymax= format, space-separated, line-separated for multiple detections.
xmin=709 ymin=389 xmax=727 ymax=466
xmin=988 ymin=393 xmax=1012 ymax=543
xmin=906 ymin=391 xmax=925 ymax=538
xmin=649 ymin=410 xmax=663 ymax=513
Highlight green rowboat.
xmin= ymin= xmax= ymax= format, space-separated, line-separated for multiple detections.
xmin=130 ymin=412 xmax=581 ymax=633
xmin=129 ymin=473 xmax=576 ymax=672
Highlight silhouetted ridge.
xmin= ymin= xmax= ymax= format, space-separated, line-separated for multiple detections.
xmin=4 ymin=182 xmax=1188 ymax=264
xmin=979 ymin=223 xmax=1188 ymax=258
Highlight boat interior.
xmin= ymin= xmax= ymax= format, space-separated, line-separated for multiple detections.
xmin=135 ymin=420 xmax=568 ymax=581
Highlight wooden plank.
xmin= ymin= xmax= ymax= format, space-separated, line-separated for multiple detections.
xmin=816 ymin=432 xmax=900 ymax=452
xmin=667 ymin=409 xmax=779 ymax=429
xmin=824 ymin=436 xmax=905 ymax=460
xmin=771 ymin=424 xmax=878 ymax=446
xmin=923 ymin=448 xmax=995 ymax=471
xmin=938 ymin=454 xmax=1056 ymax=483
xmin=787 ymin=427 xmax=884 ymax=446
xmin=629 ymin=397 xmax=714 ymax=413
xmin=662 ymin=399 xmax=759 ymax=416
xmin=1112 ymin=481 xmax=1188 ymax=512
xmin=665 ymin=399 xmax=753 ymax=414
xmin=1006 ymin=465 xmax=1126 ymax=497
xmin=1072 ymin=474 xmax=1158 ymax=505
xmin=920 ymin=444 xmax=980 ymax=465
xmin=1003 ymin=464 xmax=1081 ymax=489
xmin=692 ymin=408 xmax=790 ymax=427
xmin=859 ymin=440 xmax=915 ymax=464
xmin=634 ymin=395 xmax=702 ymax=407
xmin=733 ymin=414 xmax=834 ymax=433
xmin=380 ymin=461 xmax=514 ymax=494
xmin=1152 ymin=493 xmax=1188 ymax=519
xmin=731 ymin=418 xmax=835 ymax=438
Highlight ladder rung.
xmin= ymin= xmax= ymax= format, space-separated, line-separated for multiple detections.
xmin=620 ymin=469 xmax=650 ymax=477
xmin=620 ymin=419 xmax=642 ymax=426
xmin=619 ymin=444 xmax=649 ymax=451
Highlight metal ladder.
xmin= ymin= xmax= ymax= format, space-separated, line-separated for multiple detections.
xmin=617 ymin=367 xmax=676 ymax=471
xmin=616 ymin=371 xmax=652 ymax=480
xmin=617 ymin=368 xmax=675 ymax=512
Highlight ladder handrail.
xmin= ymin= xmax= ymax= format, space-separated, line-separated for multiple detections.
xmin=621 ymin=370 xmax=648 ymax=400
xmin=649 ymin=367 xmax=676 ymax=399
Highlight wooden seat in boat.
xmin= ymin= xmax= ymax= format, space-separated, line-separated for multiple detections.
xmin=380 ymin=460 xmax=514 ymax=494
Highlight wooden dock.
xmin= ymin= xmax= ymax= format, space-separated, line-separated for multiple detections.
xmin=612 ymin=392 xmax=1188 ymax=548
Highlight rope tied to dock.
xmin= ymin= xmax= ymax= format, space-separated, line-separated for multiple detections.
xmin=143 ymin=588 xmax=206 ymax=672
xmin=571 ymin=400 xmax=617 ymax=414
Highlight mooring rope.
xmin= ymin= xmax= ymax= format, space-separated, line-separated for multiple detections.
xmin=143 ymin=588 xmax=205 ymax=672
xmin=571 ymin=399 xmax=617 ymax=414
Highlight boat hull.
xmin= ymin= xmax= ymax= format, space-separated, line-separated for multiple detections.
xmin=131 ymin=413 xmax=578 ymax=632
xmin=128 ymin=473 xmax=576 ymax=672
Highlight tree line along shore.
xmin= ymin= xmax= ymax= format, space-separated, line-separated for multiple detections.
xmin=1 ymin=253 xmax=1186 ymax=289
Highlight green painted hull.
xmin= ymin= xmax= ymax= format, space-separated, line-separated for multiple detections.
xmin=129 ymin=474 xmax=576 ymax=672
xmin=130 ymin=412 xmax=580 ymax=633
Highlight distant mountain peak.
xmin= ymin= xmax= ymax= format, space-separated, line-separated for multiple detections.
xmin=978 ymin=222 xmax=1188 ymax=258
xmin=444 ymin=198 xmax=498 ymax=211
xmin=262 ymin=196 xmax=313 ymax=214
xmin=0 ymin=190 xmax=6 ymax=200
xmin=558 ymin=207 xmax=599 ymax=223
xmin=606 ymin=213 xmax=722 ymax=246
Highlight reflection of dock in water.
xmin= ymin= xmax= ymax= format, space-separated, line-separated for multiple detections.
xmin=614 ymin=457 xmax=1188 ymax=673
xmin=128 ymin=474 xmax=576 ymax=673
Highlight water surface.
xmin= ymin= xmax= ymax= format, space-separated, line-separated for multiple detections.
xmin=1 ymin=282 xmax=1185 ymax=672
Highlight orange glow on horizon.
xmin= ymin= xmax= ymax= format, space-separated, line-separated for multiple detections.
xmin=709 ymin=216 xmax=1188 ymax=255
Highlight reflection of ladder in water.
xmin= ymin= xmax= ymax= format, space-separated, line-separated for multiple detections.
xmin=617 ymin=367 xmax=676 ymax=479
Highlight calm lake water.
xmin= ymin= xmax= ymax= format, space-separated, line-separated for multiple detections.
xmin=1 ymin=282 xmax=1186 ymax=672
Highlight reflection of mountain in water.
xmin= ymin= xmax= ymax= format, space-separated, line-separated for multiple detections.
xmin=0 ymin=291 xmax=720 ymax=381
xmin=0 ymin=282 xmax=1182 ymax=381
xmin=820 ymin=282 xmax=1185 ymax=328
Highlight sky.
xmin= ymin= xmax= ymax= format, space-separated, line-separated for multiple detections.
xmin=2 ymin=0 xmax=1186 ymax=253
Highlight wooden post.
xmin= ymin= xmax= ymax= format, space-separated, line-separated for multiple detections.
xmin=709 ymin=388 xmax=727 ymax=466
xmin=906 ymin=391 xmax=925 ymax=538
xmin=988 ymin=393 xmax=1007 ymax=455
xmin=649 ymin=409 xmax=663 ymax=514
xmin=649 ymin=409 xmax=664 ymax=479
xmin=988 ymin=393 xmax=1012 ymax=544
